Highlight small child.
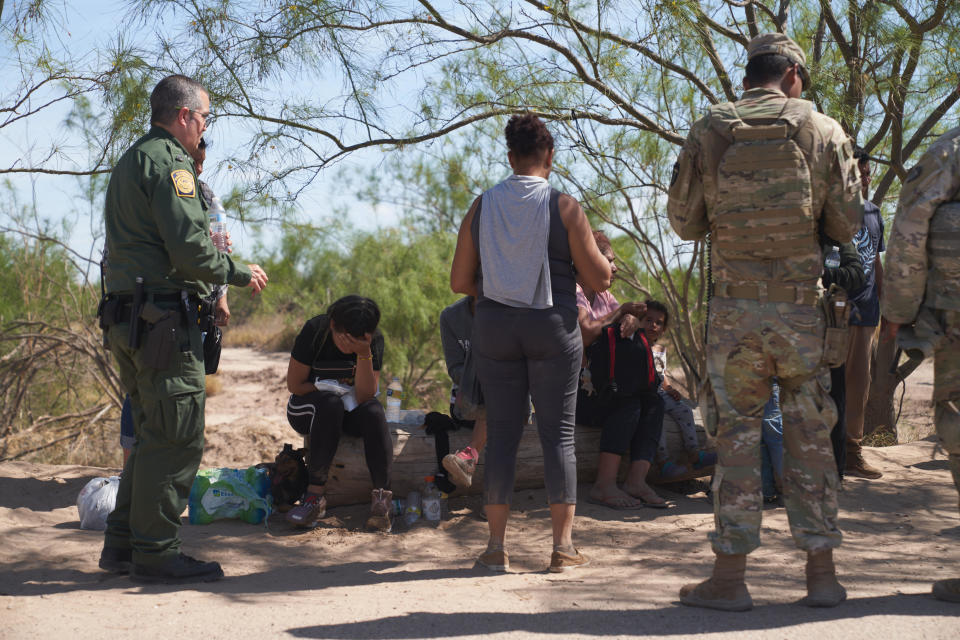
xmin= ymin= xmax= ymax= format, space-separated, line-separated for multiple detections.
xmin=639 ymin=300 xmax=717 ymax=479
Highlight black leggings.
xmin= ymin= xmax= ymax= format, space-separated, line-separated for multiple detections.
xmin=286 ymin=391 xmax=392 ymax=489
xmin=578 ymin=390 xmax=664 ymax=462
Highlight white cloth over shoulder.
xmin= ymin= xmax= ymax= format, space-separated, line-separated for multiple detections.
xmin=478 ymin=175 xmax=553 ymax=309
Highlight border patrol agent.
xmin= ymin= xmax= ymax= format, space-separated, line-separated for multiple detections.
xmin=667 ymin=34 xmax=862 ymax=610
xmin=97 ymin=75 xmax=268 ymax=584
xmin=881 ymin=129 xmax=960 ymax=604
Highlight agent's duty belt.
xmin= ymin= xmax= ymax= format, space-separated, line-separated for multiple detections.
xmin=714 ymin=281 xmax=819 ymax=306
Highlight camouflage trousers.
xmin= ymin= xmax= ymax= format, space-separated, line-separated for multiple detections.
xmin=705 ymin=297 xmax=842 ymax=555
xmin=933 ymin=310 xmax=960 ymax=510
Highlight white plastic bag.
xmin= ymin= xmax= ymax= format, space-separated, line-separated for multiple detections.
xmin=77 ymin=476 xmax=120 ymax=530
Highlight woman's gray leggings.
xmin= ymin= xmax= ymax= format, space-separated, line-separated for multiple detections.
xmin=473 ymin=301 xmax=582 ymax=505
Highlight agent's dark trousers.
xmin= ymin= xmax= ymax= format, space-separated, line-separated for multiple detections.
xmin=473 ymin=301 xmax=582 ymax=505
xmin=104 ymin=311 xmax=205 ymax=568
xmin=287 ymin=391 xmax=392 ymax=489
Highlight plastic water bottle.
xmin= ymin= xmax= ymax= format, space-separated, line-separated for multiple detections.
xmin=422 ymin=476 xmax=443 ymax=522
xmin=392 ymin=498 xmax=405 ymax=516
xmin=209 ymin=195 xmax=228 ymax=252
xmin=825 ymin=245 xmax=840 ymax=268
xmin=385 ymin=376 xmax=402 ymax=423
xmin=403 ymin=491 xmax=421 ymax=525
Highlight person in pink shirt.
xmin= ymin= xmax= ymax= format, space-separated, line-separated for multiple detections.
xmin=576 ymin=231 xmax=667 ymax=509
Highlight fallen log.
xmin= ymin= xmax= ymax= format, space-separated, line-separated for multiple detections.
xmin=319 ymin=409 xmax=713 ymax=507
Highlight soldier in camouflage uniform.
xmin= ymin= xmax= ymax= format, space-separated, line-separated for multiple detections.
xmin=667 ymin=33 xmax=863 ymax=611
xmin=98 ymin=75 xmax=268 ymax=584
xmin=881 ymin=129 xmax=960 ymax=604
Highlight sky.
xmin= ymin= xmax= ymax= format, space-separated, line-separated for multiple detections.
xmin=0 ymin=0 xmax=402 ymax=267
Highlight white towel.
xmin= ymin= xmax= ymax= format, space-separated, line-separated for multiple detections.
xmin=478 ymin=175 xmax=553 ymax=309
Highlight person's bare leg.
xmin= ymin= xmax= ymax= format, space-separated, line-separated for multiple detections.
xmin=122 ymin=448 xmax=131 ymax=465
xmin=550 ymin=503 xmax=576 ymax=549
xmin=486 ymin=504 xmax=509 ymax=544
xmin=623 ymin=459 xmax=667 ymax=506
xmin=588 ymin=452 xmax=642 ymax=508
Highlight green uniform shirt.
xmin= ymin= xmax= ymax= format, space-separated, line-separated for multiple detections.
xmin=103 ymin=126 xmax=252 ymax=296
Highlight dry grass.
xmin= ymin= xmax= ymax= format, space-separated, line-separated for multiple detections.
xmin=863 ymin=424 xmax=898 ymax=447
xmin=224 ymin=315 xmax=299 ymax=352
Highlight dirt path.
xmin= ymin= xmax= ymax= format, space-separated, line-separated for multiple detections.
xmin=1 ymin=348 xmax=956 ymax=639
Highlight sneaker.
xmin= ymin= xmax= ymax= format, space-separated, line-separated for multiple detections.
xmin=366 ymin=488 xmax=393 ymax=532
xmin=130 ymin=553 xmax=224 ymax=585
xmin=478 ymin=547 xmax=509 ymax=572
xmin=846 ymin=455 xmax=883 ymax=479
xmin=443 ymin=446 xmax=478 ymax=488
xmin=285 ymin=493 xmax=327 ymax=528
xmin=99 ymin=546 xmax=132 ymax=574
xmin=549 ymin=548 xmax=590 ymax=573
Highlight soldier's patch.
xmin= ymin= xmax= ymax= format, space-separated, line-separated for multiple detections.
xmin=171 ymin=169 xmax=196 ymax=197
xmin=670 ymin=162 xmax=680 ymax=186
xmin=905 ymin=164 xmax=923 ymax=183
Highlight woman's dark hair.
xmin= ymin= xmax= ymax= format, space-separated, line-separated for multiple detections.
xmin=744 ymin=53 xmax=793 ymax=87
xmin=593 ymin=230 xmax=612 ymax=255
xmin=505 ymin=114 xmax=554 ymax=158
xmin=644 ymin=299 xmax=670 ymax=328
xmin=327 ymin=295 xmax=380 ymax=337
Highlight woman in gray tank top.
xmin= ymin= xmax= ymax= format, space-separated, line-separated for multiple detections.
xmin=450 ymin=114 xmax=612 ymax=573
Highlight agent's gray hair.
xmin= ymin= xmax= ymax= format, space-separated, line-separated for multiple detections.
xmin=150 ymin=75 xmax=207 ymax=125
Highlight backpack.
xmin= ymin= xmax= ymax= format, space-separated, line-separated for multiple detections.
xmin=256 ymin=443 xmax=308 ymax=512
xmin=709 ymin=99 xmax=818 ymax=261
xmin=586 ymin=324 xmax=656 ymax=404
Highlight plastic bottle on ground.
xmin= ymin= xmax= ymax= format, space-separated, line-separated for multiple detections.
xmin=209 ymin=195 xmax=228 ymax=252
xmin=403 ymin=491 xmax=421 ymax=526
xmin=422 ymin=475 xmax=443 ymax=522
xmin=385 ymin=376 xmax=403 ymax=423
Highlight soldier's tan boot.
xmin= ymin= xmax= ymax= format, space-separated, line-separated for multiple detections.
xmin=801 ymin=549 xmax=846 ymax=607
xmin=932 ymin=578 xmax=960 ymax=603
xmin=679 ymin=553 xmax=753 ymax=611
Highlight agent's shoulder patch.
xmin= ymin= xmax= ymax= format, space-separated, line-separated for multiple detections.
xmin=171 ymin=169 xmax=196 ymax=197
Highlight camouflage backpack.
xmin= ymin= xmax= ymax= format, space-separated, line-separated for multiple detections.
xmin=708 ymin=99 xmax=818 ymax=262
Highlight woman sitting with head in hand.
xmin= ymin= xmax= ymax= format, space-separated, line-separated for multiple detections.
xmin=284 ymin=295 xmax=393 ymax=532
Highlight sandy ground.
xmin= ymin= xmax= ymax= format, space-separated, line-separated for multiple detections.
xmin=1 ymin=348 xmax=957 ymax=639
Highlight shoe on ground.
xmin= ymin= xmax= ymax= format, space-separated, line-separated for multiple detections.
xmin=366 ymin=488 xmax=393 ymax=532
xmin=99 ymin=546 xmax=132 ymax=574
xmin=130 ymin=553 xmax=223 ymax=585
xmin=679 ymin=553 xmax=753 ymax=612
xmin=549 ymin=548 xmax=589 ymax=573
xmin=932 ymin=578 xmax=960 ymax=603
xmin=478 ymin=548 xmax=509 ymax=572
xmin=845 ymin=455 xmax=883 ymax=479
xmin=801 ymin=549 xmax=847 ymax=608
xmin=285 ymin=493 xmax=327 ymax=529
xmin=443 ymin=446 xmax=478 ymax=488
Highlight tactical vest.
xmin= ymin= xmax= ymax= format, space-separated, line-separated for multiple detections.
xmin=927 ymin=201 xmax=960 ymax=311
xmin=708 ymin=100 xmax=818 ymax=263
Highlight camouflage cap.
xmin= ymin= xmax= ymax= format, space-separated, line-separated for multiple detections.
xmin=747 ymin=33 xmax=807 ymax=66
xmin=747 ymin=33 xmax=809 ymax=89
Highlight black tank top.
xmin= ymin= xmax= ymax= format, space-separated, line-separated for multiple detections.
xmin=471 ymin=187 xmax=576 ymax=311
